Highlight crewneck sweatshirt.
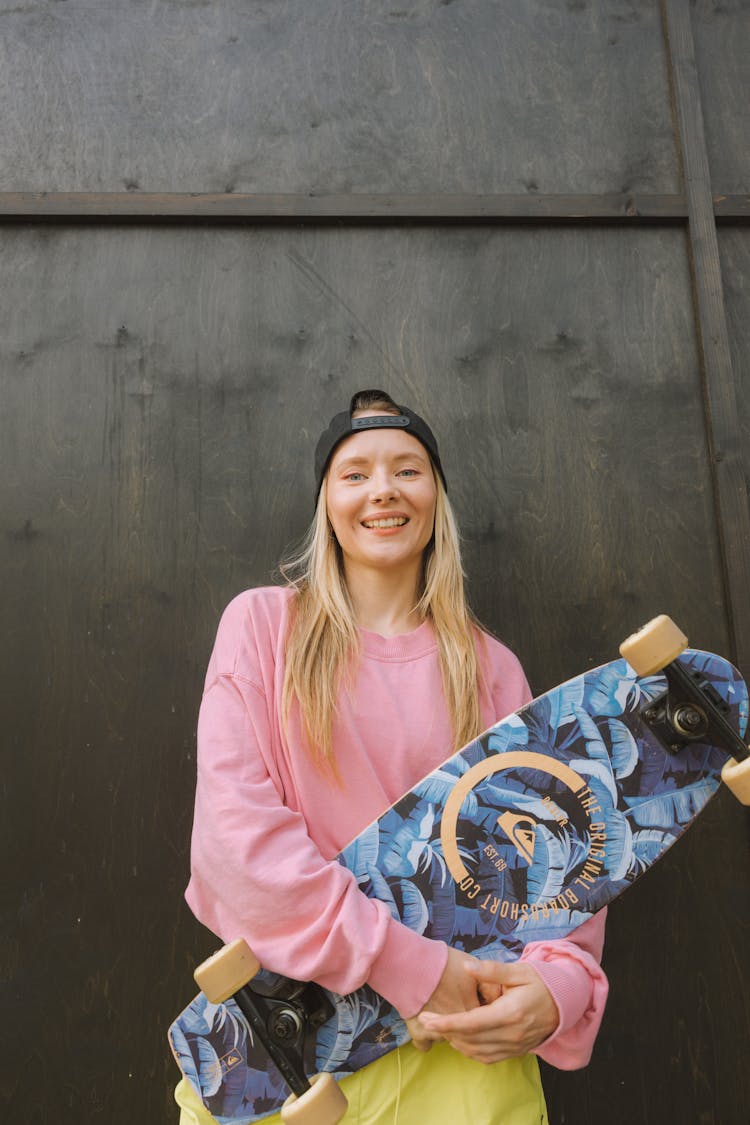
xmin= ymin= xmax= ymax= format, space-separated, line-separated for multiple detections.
xmin=186 ymin=586 xmax=607 ymax=1069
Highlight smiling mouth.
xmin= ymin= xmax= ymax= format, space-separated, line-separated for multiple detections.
xmin=361 ymin=517 xmax=409 ymax=529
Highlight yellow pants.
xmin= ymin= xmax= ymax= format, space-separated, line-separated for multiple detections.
xmin=174 ymin=1040 xmax=547 ymax=1125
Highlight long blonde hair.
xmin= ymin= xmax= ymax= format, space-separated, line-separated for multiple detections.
xmin=281 ymin=401 xmax=484 ymax=766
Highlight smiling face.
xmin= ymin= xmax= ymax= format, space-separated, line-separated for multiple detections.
xmin=325 ymin=413 xmax=438 ymax=579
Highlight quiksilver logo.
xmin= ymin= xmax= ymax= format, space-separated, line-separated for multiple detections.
xmin=222 ymin=1050 xmax=242 ymax=1072
xmin=496 ymin=812 xmax=537 ymax=864
xmin=440 ymin=751 xmax=606 ymax=914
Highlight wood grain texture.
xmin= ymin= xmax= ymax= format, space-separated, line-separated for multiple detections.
xmin=0 ymin=190 xmax=748 ymax=223
xmin=663 ymin=0 xmax=750 ymax=677
xmin=691 ymin=0 xmax=750 ymax=193
xmin=719 ymin=228 xmax=750 ymax=581
xmin=714 ymin=193 xmax=750 ymax=220
xmin=0 ymin=191 xmax=691 ymax=222
xmin=0 ymin=0 xmax=679 ymax=195
xmin=1 ymin=224 xmax=747 ymax=1123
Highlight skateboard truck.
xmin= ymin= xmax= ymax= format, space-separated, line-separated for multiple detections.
xmin=641 ymin=661 xmax=745 ymax=758
xmin=195 ymin=939 xmax=347 ymax=1125
xmin=232 ymin=974 xmax=333 ymax=1087
xmin=621 ymin=616 xmax=750 ymax=801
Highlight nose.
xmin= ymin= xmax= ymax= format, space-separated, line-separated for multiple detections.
xmin=369 ymin=471 xmax=400 ymax=502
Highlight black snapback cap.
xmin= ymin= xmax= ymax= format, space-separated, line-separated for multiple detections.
xmin=314 ymin=392 xmax=446 ymax=496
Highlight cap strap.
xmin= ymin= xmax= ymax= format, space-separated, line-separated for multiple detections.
xmin=351 ymin=415 xmax=411 ymax=431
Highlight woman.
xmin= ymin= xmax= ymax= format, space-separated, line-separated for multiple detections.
xmin=175 ymin=390 xmax=608 ymax=1124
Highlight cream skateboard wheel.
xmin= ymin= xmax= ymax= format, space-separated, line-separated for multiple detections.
xmin=194 ymin=938 xmax=261 ymax=1005
xmin=722 ymin=756 xmax=750 ymax=805
xmin=281 ymin=1073 xmax=348 ymax=1125
xmin=620 ymin=614 xmax=688 ymax=677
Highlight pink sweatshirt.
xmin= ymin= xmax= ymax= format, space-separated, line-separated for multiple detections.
xmin=186 ymin=586 xmax=608 ymax=1069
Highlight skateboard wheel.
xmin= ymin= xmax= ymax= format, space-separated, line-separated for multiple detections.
xmin=620 ymin=615 xmax=688 ymax=677
xmin=281 ymin=1073 xmax=348 ymax=1125
xmin=194 ymin=938 xmax=261 ymax=1004
xmin=722 ymin=756 xmax=750 ymax=806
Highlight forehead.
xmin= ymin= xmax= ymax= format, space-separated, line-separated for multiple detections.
xmin=329 ymin=424 xmax=430 ymax=469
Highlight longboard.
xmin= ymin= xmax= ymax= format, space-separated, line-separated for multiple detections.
xmin=169 ymin=617 xmax=750 ymax=1125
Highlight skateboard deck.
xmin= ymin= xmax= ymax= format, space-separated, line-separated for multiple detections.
xmin=169 ymin=636 xmax=748 ymax=1124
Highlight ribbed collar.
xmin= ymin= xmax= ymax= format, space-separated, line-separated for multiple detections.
xmin=358 ymin=618 xmax=436 ymax=661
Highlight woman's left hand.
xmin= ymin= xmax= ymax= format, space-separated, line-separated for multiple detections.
xmin=414 ymin=960 xmax=559 ymax=1065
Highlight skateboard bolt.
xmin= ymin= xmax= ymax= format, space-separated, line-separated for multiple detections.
xmin=271 ymin=1009 xmax=302 ymax=1042
xmin=673 ymin=704 xmax=707 ymax=737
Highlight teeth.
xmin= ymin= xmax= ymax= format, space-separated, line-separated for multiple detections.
xmin=363 ymin=517 xmax=408 ymax=528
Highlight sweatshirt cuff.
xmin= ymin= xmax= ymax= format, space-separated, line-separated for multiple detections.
xmin=522 ymin=952 xmax=591 ymax=1035
xmin=366 ymin=919 xmax=449 ymax=1018
xmin=520 ymin=938 xmax=609 ymax=1069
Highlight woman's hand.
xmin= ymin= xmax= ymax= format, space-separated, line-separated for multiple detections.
xmin=405 ymin=947 xmax=482 ymax=1052
xmin=412 ymin=959 xmax=559 ymax=1064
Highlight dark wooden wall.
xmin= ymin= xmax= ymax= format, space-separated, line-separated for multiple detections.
xmin=1 ymin=2 xmax=748 ymax=1123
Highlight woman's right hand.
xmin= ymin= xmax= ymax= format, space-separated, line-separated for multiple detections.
xmin=405 ymin=947 xmax=481 ymax=1052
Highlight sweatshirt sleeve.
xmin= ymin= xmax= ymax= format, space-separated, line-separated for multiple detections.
xmin=522 ymin=910 xmax=609 ymax=1069
xmin=185 ymin=666 xmax=447 ymax=1018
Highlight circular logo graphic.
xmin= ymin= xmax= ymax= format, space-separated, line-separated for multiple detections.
xmin=439 ymin=751 xmax=608 ymax=919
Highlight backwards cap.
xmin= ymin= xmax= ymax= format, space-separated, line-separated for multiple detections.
xmin=314 ymin=391 xmax=446 ymax=496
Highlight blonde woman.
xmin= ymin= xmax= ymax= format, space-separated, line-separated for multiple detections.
xmin=176 ymin=390 xmax=608 ymax=1124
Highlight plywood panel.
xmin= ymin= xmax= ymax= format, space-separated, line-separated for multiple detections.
xmin=719 ymin=228 xmax=750 ymax=458
xmin=0 ymin=0 xmax=679 ymax=194
xmin=692 ymin=1 xmax=750 ymax=192
xmin=0 ymin=223 xmax=727 ymax=671
xmin=1 ymin=224 xmax=746 ymax=1122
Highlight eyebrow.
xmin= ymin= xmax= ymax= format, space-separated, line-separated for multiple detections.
xmin=334 ymin=451 xmax=429 ymax=470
